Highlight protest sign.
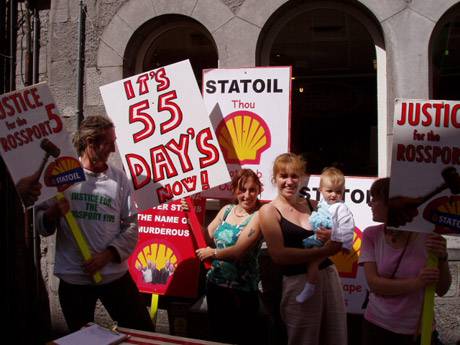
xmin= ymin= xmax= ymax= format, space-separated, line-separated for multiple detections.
xmin=0 ymin=83 xmax=84 ymax=208
xmin=202 ymin=67 xmax=291 ymax=201
xmin=129 ymin=198 xmax=206 ymax=297
xmin=100 ymin=60 xmax=230 ymax=210
xmin=302 ymin=175 xmax=378 ymax=314
xmin=390 ymin=98 xmax=460 ymax=234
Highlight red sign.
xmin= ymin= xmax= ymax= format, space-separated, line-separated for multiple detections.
xmin=129 ymin=197 xmax=206 ymax=297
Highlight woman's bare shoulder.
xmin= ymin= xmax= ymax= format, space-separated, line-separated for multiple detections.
xmin=259 ymin=202 xmax=279 ymax=216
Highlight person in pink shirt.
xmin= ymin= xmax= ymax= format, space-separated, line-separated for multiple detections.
xmin=359 ymin=177 xmax=451 ymax=345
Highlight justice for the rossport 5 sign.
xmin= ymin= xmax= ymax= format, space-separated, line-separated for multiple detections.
xmin=390 ymin=98 xmax=460 ymax=235
xmin=0 ymin=83 xmax=84 ymax=208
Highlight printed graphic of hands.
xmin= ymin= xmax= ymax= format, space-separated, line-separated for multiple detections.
xmin=387 ymin=196 xmax=423 ymax=227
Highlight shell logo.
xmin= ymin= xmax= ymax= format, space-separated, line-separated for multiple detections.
xmin=135 ymin=242 xmax=178 ymax=285
xmin=216 ymin=110 xmax=271 ymax=164
xmin=331 ymin=227 xmax=362 ymax=279
xmin=44 ymin=156 xmax=85 ymax=192
xmin=423 ymin=195 xmax=460 ymax=235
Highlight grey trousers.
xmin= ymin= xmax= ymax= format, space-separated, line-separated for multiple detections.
xmin=281 ymin=265 xmax=347 ymax=345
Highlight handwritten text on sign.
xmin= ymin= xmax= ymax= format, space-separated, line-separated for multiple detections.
xmin=100 ymin=60 xmax=230 ymax=210
xmin=390 ymin=99 xmax=460 ymax=234
xmin=0 ymin=83 xmax=84 ymax=207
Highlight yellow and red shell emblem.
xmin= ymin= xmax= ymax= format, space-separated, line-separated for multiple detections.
xmin=44 ymin=156 xmax=85 ymax=192
xmin=134 ymin=241 xmax=178 ymax=286
xmin=331 ymin=227 xmax=362 ymax=279
xmin=216 ymin=110 xmax=271 ymax=164
xmin=423 ymin=196 xmax=460 ymax=234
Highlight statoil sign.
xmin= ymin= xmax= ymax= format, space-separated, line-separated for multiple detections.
xmin=202 ymin=67 xmax=291 ymax=201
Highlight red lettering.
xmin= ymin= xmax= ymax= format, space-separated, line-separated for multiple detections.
xmin=125 ymin=153 xmax=151 ymax=190
xmin=421 ymin=103 xmax=432 ymax=126
xmin=158 ymin=91 xmax=182 ymax=134
xmin=129 ymin=99 xmax=155 ymax=143
xmin=452 ymin=104 xmax=460 ymax=128
xmin=408 ymin=103 xmax=420 ymax=126
xmin=155 ymin=68 xmax=170 ymax=91
xmin=157 ymin=184 xmax=173 ymax=203
xmin=123 ymin=80 xmax=135 ymax=100
xmin=165 ymin=134 xmax=192 ymax=173
xmin=30 ymin=87 xmax=43 ymax=107
xmin=397 ymin=144 xmax=406 ymax=161
xmin=433 ymin=103 xmax=443 ymax=127
xmin=200 ymin=170 xmax=209 ymax=190
xmin=196 ymin=128 xmax=220 ymax=168
xmin=136 ymin=73 xmax=150 ymax=96
xmin=45 ymin=103 xmax=63 ymax=133
xmin=182 ymin=176 xmax=197 ymax=192
xmin=150 ymin=145 xmax=178 ymax=182
xmin=397 ymin=102 xmax=407 ymax=125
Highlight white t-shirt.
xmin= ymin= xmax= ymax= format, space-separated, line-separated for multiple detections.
xmin=37 ymin=165 xmax=138 ymax=285
xmin=328 ymin=201 xmax=355 ymax=251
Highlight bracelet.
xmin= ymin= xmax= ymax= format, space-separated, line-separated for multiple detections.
xmin=213 ymin=248 xmax=218 ymax=259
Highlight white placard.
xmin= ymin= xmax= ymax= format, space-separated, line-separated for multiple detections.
xmin=100 ymin=60 xmax=230 ymax=210
xmin=0 ymin=83 xmax=84 ymax=208
xmin=202 ymin=67 xmax=291 ymax=201
xmin=390 ymin=98 xmax=460 ymax=235
xmin=303 ymin=175 xmax=378 ymax=314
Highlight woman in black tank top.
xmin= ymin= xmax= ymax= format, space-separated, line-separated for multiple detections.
xmin=259 ymin=153 xmax=347 ymax=345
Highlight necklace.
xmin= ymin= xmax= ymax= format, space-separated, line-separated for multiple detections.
xmin=234 ymin=205 xmax=250 ymax=217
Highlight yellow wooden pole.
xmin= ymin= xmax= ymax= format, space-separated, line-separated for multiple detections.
xmin=150 ymin=294 xmax=159 ymax=322
xmin=420 ymin=252 xmax=438 ymax=345
xmin=56 ymin=192 xmax=102 ymax=283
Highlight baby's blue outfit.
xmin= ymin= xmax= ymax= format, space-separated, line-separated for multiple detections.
xmin=303 ymin=199 xmax=332 ymax=248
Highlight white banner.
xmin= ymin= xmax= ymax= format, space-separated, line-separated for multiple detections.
xmin=303 ymin=175 xmax=378 ymax=314
xmin=202 ymin=67 xmax=291 ymax=201
xmin=0 ymin=83 xmax=84 ymax=208
xmin=100 ymin=60 xmax=230 ymax=210
xmin=390 ymin=98 xmax=460 ymax=235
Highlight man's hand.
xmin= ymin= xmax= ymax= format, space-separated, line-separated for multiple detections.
xmin=82 ymin=249 xmax=114 ymax=275
xmin=16 ymin=174 xmax=42 ymax=206
xmin=44 ymin=198 xmax=70 ymax=223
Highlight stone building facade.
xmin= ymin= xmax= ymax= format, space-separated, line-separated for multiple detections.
xmin=18 ymin=0 xmax=460 ymax=343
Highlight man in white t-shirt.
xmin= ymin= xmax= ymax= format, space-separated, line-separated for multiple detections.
xmin=36 ymin=116 xmax=153 ymax=332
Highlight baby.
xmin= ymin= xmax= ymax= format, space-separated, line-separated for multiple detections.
xmin=296 ymin=167 xmax=355 ymax=303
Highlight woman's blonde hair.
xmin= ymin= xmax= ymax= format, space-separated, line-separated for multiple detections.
xmin=73 ymin=116 xmax=114 ymax=156
xmin=272 ymin=153 xmax=307 ymax=182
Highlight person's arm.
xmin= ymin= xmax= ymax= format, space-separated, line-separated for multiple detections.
xmin=259 ymin=203 xmax=341 ymax=265
xmin=331 ymin=204 xmax=355 ymax=251
xmin=196 ymin=215 xmax=262 ymax=261
xmin=425 ymin=233 xmax=452 ymax=296
xmin=35 ymin=198 xmax=69 ymax=236
xmin=181 ymin=198 xmax=227 ymax=246
xmin=363 ymin=261 xmax=427 ymax=296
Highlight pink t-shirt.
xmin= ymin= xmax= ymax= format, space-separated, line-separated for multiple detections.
xmin=359 ymin=224 xmax=427 ymax=335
